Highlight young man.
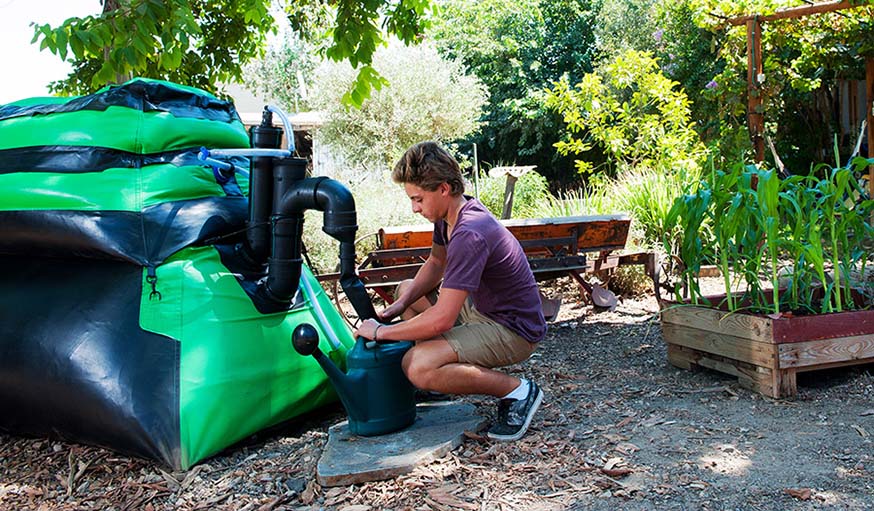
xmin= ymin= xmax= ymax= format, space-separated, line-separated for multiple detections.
xmin=353 ymin=141 xmax=547 ymax=441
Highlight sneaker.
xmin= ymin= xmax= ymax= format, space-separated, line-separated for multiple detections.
xmin=487 ymin=381 xmax=543 ymax=441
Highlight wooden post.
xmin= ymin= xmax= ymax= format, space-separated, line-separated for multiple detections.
xmin=501 ymin=175 xmax=517 ymax=220
xmin=865 ymin=57 xmax=874 ymax=197
xmin=747 ymin=19 xmax=765 ymax=162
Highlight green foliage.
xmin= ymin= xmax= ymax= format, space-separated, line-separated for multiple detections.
xmin=547 ymin=49 xmax=706 ymax=179
xmin=429 ymin=0 xmax=599 ymax=185
xmin=607 ymin=166 xmax=702 ymax=250
xmin=595 ymin=0 xmax=659 ymax=56
xmin=243 ymin=31 xmax=320 ymax=112
xmin=33 ymin=0 xmax=432 ymax=104
xmin=476 ymin=169 xmax=551 ymax=219
xmin=659 ymin=0 xmax=874 ymax=169
xmin=32 ymin=0 xmax=275 ymax=95
xmin=309 ymin=41 xmax=487 ymax=170
xmin=665 ymin=156 xmax=874 ymax=314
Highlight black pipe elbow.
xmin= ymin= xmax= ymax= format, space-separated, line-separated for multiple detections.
xmin=312 ymin=179 xmax=358 ymax=244
xmin=260 ymin=175 xmax=375 ymax=319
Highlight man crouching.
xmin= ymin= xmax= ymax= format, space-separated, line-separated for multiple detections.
xmin=354 ymin=141 xmax=547 ymax=441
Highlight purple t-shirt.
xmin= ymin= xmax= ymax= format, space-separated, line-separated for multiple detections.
xmin=434 ymin=198 xmax=547 ymax=343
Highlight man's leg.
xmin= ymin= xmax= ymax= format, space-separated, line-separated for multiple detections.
xmin=394 ymin=279 xmax=438 ymax=320
xmin=401 ymin=338 xmax=520 ymax=397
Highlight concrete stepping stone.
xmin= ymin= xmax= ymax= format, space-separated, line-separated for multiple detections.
xmin=317 ymin=400 xmax=486 ymax=486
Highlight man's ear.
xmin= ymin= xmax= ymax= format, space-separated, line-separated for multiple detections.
xmin=439 ymin=182 xmax=451 ymax=196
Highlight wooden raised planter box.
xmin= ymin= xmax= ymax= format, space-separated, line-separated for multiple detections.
xmin=659 ymin=296 xmax=874 ymax=398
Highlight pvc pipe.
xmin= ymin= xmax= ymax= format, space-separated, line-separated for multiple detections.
xmin=300 ymin=271 xmax=343 ymax=350
xmin=267 ymin=105 xmax=296 ymax=153
xmin=199 ymin=155 xmax=234 ymax=172
xmin=209 ymin=148 xmax=291 ymax=158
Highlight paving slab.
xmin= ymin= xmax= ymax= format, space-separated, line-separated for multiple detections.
xmin=317 ymin=400 xmax=486 ymax=486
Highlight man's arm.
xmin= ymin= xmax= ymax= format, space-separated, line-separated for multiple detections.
xmin=379 ymin=242 xmax=447 ymax=321
xmin=371 ymin=287 xmax=468 ymax=342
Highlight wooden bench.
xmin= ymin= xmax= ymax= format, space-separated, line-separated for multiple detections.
xmin=317 ymin=214 xmax=655 ymax=311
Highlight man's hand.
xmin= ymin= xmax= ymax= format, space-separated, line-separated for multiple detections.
xmin=378 ymin=300 xmax=406 ymax=322
xmin=353 ymin=318 xmax=382 ymax=340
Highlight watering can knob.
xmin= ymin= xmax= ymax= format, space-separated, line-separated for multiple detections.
xmin=292 ymin=323 xmax=320 ymax=356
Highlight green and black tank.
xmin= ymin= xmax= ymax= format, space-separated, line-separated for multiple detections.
xmin=0 ymin=78 xmax=354 ymax=469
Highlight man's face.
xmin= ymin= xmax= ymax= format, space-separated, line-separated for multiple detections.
xmin=404 ymin=182 xmax=450 ymax=223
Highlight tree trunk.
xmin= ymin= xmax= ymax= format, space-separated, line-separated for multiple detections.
xmin=102 ymin=0 xmax=132 ymax=84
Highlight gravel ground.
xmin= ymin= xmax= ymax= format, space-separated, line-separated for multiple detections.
xmin=2 ymin=278 xmax=874 ymax=510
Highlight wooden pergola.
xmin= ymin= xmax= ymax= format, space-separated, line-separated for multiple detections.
xmin=726 ymin=0 xmax=873 ymax=187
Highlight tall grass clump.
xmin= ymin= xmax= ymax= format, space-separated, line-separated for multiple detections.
xmin=664 ymin=156 xmax=874 ymax=314
xmin=531 ymin=165 xmax=701 ymax=254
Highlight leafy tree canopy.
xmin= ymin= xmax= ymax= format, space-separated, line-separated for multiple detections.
xmin=669 ymin=0 xmax=874 ymax=166
xmin=32 ymin=0 xmax=433 ymax=106
xmin=309 ymin=40 xmax=487 ymax=171
xmin=428 ymin=0 xmax=599 ymax=185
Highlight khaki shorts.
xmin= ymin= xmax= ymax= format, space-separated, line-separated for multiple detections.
xmin=442 ymin=300 xmax=536 ymax=368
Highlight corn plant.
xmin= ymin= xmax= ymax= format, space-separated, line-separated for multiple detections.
xmin=664 ymin=156 xmax=874 ymax=314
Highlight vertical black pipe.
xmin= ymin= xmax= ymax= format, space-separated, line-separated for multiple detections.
xmin=263 ymin=158 xmax=309 ymax=303
xmin=238 ymin=108 xmax=283 ymax=267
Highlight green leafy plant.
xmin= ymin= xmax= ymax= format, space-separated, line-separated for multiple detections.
xmin=664 ymin=156 xmax=874 ymax=314
xmin=476 ymin=169 xmax=551 ymax=219
xmin=32 ymin=0 xmax=432 ymax=106
xmin=546 ymin=49 xmax=706 ymax=181
xmin=309 ymin=40 xmax=486 ymax=171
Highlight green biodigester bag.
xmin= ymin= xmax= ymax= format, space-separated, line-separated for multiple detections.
xmin=0 ymin=78 xmax=353 ymax=469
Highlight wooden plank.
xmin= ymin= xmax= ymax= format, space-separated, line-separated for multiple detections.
xmin=747 ymin=19 xmax=765 ymax=162
xmin=865 ymin=56 xmax=874 ymax=200
xmin=667 ymin=344 xmax=787 ymax=398
xmin=776 ymin=367 xmax=797 ymax=398
xmin=378 ymin=214 xmax=631 ymax=252
xmin=778 ymin=335 xmax=874 ymax=368
xmin=727 ymin=1 xmax=860 ymax=26
xmin=666 ymin=343 xmax=698 ymax=370
xmin=771 ymin=309 xmax=874 ymax=343
xmin=692 ymin=352 xmax=780 ymax=398
xmin=793 ymin=358 xmax=874 ymax=374
xmin=660 ymin=304 xmax=774 ymax=343
xmin=661 ymin=322 xmax=777 ymax=368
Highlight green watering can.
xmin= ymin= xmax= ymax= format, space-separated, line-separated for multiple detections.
xmin=292 ymin=323 xmax=416 ymax=436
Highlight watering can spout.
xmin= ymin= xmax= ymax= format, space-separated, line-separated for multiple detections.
xmin=292 ymin=323 xmax=366 ymax=419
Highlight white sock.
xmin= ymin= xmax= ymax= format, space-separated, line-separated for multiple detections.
xmin=502 ymin=378 xmax=530 ymax=401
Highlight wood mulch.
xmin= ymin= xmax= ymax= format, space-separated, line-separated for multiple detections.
xmin=2 ymin=278 xmax=874 ymax=510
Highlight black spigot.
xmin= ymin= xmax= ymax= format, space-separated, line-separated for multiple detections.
xmin=292 ymin=323 xmax=320 ymax=356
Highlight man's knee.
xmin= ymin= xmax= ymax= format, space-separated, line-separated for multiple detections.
xmin=401 ymin=343 xmax=451 ymax=390
xmin=402 ymin=346 xmax=431 ymax=389
xmin=394 ymin=279 xmax=415 ymax=302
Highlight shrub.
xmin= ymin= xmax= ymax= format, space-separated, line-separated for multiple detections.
xmin=309 ymin=40 xmax=487 ymax=171
xmin=546 ymin=49 xmax=706 ymax=181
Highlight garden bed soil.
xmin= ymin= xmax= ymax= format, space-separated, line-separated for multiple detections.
xmin=2 ymin=277 xmax=873 ymax=510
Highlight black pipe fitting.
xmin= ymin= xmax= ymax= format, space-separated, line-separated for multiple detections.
xmin=257 ymin=172 xmax=376 ymax=320
xmin=236 ymin=108 xmax=285 ymax=268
